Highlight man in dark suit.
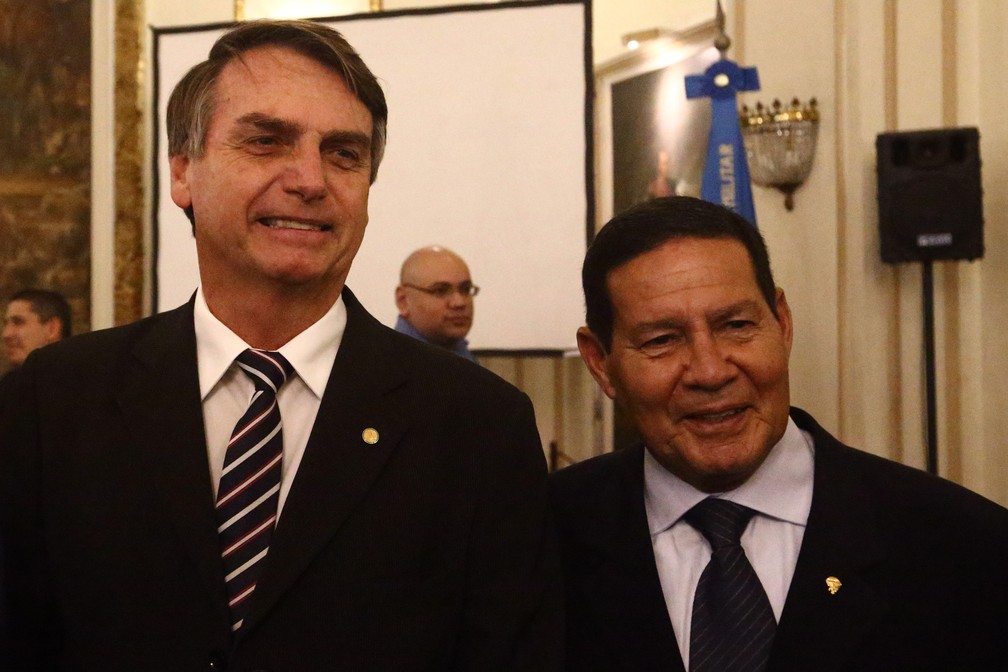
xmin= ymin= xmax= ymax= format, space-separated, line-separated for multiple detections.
xmin=0 ymin=20 xmax=560 ymax=671
xmin=551 ymin=196 xmax=1008 ymax=672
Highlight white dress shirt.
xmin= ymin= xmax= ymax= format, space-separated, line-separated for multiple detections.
xmin=644 ymin=416 xmax=815 ymax=665
xmin=193 ymin=287 xmax=345 ymax=518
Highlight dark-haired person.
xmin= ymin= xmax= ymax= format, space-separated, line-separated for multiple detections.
xmin=0 ymin=20 xmax=560 ymax=671
xmin=551 ymin=195 xmax=1008 ymax=672
xmin=2 ymin=288 xmax=71 ymax=370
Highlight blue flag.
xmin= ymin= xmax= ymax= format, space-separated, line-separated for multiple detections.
xmin=685 ymin=59 xmax=760 ymax=227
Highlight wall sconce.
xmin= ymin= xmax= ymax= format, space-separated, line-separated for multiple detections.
xmin=739 ymin=97 xmax=820 ymax=210
xmin=621 ymin=27 xmax=675 ymax=51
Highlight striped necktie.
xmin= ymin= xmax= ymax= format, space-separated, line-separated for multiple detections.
xmin=685 ymin=498 xmax=776 ymax=672
xmin=216 ymin=348 xmax=293 ymax=633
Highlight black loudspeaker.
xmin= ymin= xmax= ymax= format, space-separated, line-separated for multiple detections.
xmin=876 ymin=127 xmax=984 ymax=263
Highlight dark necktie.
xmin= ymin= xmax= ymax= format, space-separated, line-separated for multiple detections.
xmin=685 ymin=498 xmax=776 ymax=672
xmin=215 ymin=349 xmax=293 ymax=633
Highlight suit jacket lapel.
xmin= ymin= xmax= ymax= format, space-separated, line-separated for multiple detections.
xmin=580 ymin=447 xmax=685 ymax=672
xmin=242 ymin=288 xmax=409 ymax=632
xmin=770 ymin=409 xmax=888 ymax=672
xmin=114 ymin=301 xmax=230 ymax=622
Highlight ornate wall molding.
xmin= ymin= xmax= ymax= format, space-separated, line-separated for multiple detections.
xmin=114 ymin=0 xmax=144 ymax=325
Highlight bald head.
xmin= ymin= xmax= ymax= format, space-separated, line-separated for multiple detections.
xmin=396 ymin=246 xmax=476 ymax=348
xmin=399 ymin=246 xmax=468 ymax=283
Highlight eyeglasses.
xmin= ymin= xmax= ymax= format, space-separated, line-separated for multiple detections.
xmin=402 ymin=281 xmax=480 ymax=299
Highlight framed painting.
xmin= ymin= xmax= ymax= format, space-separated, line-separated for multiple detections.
xmin=594 ymin=21 xmax=719 ymax=226
xmin=0 ymin=0 xmax=92 ymax=374
xmin=592 ymin=21 xmax=719 ymax=451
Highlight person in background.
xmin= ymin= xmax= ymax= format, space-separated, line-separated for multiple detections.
xmin=551 ymin=195 xmax=1008 ymax=672
xmin=2 ymin=288 xmax=71 ymax=370
xmin=0 ymin=20 xmax=560 ymax=671
xmin=395 ymin=245 xmax=479 ymax=362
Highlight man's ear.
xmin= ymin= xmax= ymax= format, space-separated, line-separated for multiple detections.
xmin=774 ymin=287 xmax=793 ymax=356
xmin=42 ymin=318 xmax=62 ymax=344
xmin=169 ymin=154 xmax=193 ymax=210
xmin=576 ymin=326 xmax=617 ymax=400
xmin=394 ymin=286 xmax=409 ymax=317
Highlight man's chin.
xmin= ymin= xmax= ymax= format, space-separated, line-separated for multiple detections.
xmin=442 ymin=326 xmax=471 ymax=340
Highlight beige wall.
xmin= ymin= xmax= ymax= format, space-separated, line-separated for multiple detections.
xmin=731 ymin=0 xmax=1008 ymax=505
xmin=128 ymin=0 xmax=1008 ymax=503
xmin=145 ymin=0 xmax=711 ymax=60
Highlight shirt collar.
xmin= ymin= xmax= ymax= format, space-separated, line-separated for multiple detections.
xmin=193 ymin=286 xmax=346 ymax=400
xmin=644 ymin=415 xmax=815 ymax=536
xmin=394 ymin=314 xmax=474 ymax=360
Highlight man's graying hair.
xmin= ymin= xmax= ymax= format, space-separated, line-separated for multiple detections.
xmin=166 ymin=19 xmax=388 ymax=186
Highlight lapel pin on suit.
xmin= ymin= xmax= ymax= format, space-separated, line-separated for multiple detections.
xmin=826 ymin=576 xmax=842 ymax=595
xmin=362 ymin=427 xmax=380 ymax=445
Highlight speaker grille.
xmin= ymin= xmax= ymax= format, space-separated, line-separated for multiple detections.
xmin=876 ymin=127 xmax=984 ymax=263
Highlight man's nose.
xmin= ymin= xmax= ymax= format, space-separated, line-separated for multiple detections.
xmin=682 ymin=333 xmax=735 ymax=390
xmin=283 ymin=146 xmax=327 ymax=202
xmin=447 ymin=290 xmax=470 ymax=307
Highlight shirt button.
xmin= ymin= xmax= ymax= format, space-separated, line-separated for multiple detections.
xmin=208 ymin=651 xmax=228 ymax=670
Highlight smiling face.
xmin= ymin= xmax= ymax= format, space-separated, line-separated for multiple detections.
xmin=3 ymin=300 xmax=62 ymax=367
xmin=169 ymin=45 xmax=373 ymax=310
xmin=578 ymin=237 xmax=793 ymax=492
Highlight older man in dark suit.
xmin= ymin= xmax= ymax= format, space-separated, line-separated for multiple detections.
xmin=551 ymin=196 xmax=1008 ymax=672
xmin=0 ymin=20 xmax=560 ymax=671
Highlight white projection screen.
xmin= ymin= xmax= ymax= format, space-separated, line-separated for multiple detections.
xmin=152 ymin=1 xmax=592 ymax=353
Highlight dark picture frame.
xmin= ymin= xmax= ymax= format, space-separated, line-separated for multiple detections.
xmin=595 ymin=21 xmax=718 ymax=224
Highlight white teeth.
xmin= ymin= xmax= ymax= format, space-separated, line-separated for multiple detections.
xmin=265 ymin=218 xmax=325 ymax=231
xmin=698 ymin=408 xmax=741 ymax=421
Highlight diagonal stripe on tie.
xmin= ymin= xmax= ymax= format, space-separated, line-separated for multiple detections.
xmin=686 ymin=498 xmax=777 ymax=672
xmin=216 ymin=348 xmax=293 ymax=633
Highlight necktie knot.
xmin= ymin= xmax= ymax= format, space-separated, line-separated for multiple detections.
xmin=684 ymin=498 xmax=755 ymax=550
xmin=236 ymin=349 xmax=293 ymax=394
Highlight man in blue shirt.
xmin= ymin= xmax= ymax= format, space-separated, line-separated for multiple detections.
xmin=395 ymin=245 xmax=479 ymax=362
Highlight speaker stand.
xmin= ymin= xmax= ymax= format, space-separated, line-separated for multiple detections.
xmin=921 ymin=261 xmax=938 ymax=475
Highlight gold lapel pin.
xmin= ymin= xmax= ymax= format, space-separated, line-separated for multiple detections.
xmin=361 ymin=427 xmax=379 ymax=445
xmin=825 ymin=576 xmax=842 ymax=595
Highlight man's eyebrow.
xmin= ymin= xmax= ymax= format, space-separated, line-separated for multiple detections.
xmin=628 ymin=317 xmax=685 ymax=337
xmin=231 ymin=113 xmax=370 ymax=149
xmin=709 ymin=299 xmax=763 ymax=322
xmin=233 ymin=113 xmax=302 ymax=136
xmin=319 ymin=129 xmax=371 ymax=150
xmin=626 ymin=299 xmax=764 ymax=336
